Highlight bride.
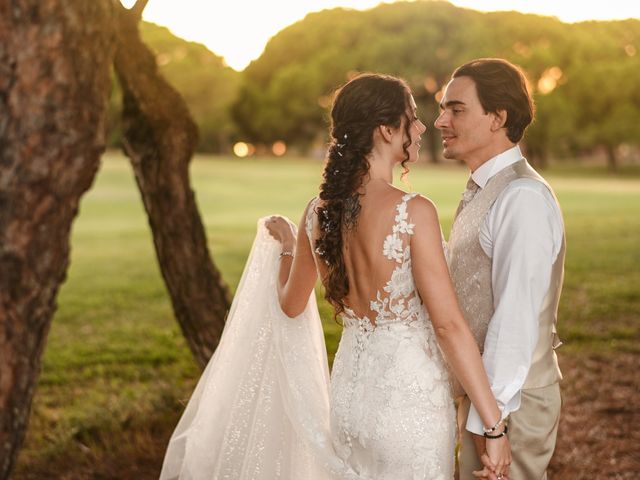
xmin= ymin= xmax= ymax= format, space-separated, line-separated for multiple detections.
xmin=160 ymin=73 xmax=510 ymax=480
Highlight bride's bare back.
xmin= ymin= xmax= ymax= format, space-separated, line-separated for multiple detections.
xmin=312 ymin=182 xmax=414 ymax=323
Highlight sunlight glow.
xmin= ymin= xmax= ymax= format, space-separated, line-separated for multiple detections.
xmin=537 ymin=66 xmax=564 ymax=95
xmin=272 ymin=141 xmax=287 ymax=156
xmin=122 ymin=0 xmax=389 ymax=71
xmin=233 ymin=142 xmax=251 ymax=157
xmin=120 ymin=0 xmax=639 ymax=71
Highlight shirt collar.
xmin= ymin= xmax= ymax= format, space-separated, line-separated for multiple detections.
xmin=471 ymin=145 xmax=523 ymax=189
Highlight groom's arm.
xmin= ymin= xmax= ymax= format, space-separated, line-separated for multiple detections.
xmin=466 ymin=179 xmax=564 ymax=435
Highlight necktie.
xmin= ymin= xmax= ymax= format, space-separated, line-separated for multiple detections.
xmin=454 ymin=176 xmax=480 ymax=219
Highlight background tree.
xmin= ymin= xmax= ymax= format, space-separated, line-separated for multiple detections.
xmin=109 ymin=22 xmax=240 ymax=153
xmin=230 ymin=2 xmax=640 ymax=165
xmin=0 ymin=1 xmax=232 ymax=476
xmin=113 ymin=0 xmax=231 ymax=368
xmin=566 ymin=21 xmax=640 ymax=170
xmin=0 ymin=1 xmax=117 ymax=476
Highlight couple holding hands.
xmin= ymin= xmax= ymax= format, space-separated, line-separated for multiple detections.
xmin=161 ymin=58 xmax=564 ymax=480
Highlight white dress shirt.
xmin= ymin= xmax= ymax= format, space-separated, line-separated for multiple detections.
xmin=465 ymin=145 xmax=565 ymax=435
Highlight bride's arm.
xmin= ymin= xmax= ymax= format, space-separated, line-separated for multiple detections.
xmin=409 ymin=195 xmax=510 ymax=476
xmin=266 ymin=202 xmax=318 ymax=318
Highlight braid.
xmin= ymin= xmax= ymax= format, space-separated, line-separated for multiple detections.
xmin=314 ymin=73 xmax=412 ymax=318
xmin=315 ymin=132 xmax=369 ymax=318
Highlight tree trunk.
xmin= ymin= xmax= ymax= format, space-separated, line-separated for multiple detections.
xmin=419 ymin=94 xmax=440 ymax=164
xmin=605 ymin=144 xmax=618 ymax=172
xmin=0 ymin=1 xmax=116 ymax=477
xmin=525 ymin=144 xmax=549 ymax=170
xmin=113 ymin=2 xmax=231 ymax=368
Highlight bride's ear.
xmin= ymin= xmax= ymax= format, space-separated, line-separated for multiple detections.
xmin=378 ymin=125 xmax=394 ymax=143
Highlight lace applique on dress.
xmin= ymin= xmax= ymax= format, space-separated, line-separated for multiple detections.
xmin=370 ymin=193 xmax=421 ymax=326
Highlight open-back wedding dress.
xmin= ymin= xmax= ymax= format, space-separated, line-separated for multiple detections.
xmin=160 ymin=193 xmax=455 ymax=480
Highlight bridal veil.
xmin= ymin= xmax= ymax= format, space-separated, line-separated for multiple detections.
xmin=160 ymin=218 xmax=361 ymax=480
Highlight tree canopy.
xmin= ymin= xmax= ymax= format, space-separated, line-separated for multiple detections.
xmin=110 ymin=2 xmax=640 ymax=165
xmin=231 ymin=1 xmax=640 ymax=166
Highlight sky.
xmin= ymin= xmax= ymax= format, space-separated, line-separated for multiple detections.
xmin=120 ymin=0 xmax=640 ymax=71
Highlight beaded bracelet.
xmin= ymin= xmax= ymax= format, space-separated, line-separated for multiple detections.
xmin=279 ymin=251 xmax=294 ymax=259
xmin=483 ymin=417 xmax=505 ymax=434
xmin=484 ymin=425 xmax=508 ymax=439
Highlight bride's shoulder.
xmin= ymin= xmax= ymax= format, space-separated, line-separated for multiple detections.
xmin=405 ymin=193 xmax=437 ymax=213
xmin=308 ymin=194 xmax=322 ymax=206
xmin=405 ymin=193 xmax=441 ymax=227
xmin=304 ymin=196 xmax=321 ymax=217
xmin=301 ymin=196 xmax=321 ymax=233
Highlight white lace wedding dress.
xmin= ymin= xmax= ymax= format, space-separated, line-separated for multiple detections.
xmin=159 ymin=193 xmax=455 ymax=480
xmin=324 ymin=193 xmax=455 ymax=479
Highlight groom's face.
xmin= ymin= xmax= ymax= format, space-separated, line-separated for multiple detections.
xmin=434 ymin=76 xmax=495 ymax=166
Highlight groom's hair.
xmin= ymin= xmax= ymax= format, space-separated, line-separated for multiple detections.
xmin=453 ymin=58 xmax=535 ymax=143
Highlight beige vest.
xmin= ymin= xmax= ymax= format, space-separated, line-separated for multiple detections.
xmin=448 ymin=159 xmax=564 ymax=389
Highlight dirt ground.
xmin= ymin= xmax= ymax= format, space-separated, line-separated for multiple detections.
xmin=548 ymin=351 xmax=640 ymax=479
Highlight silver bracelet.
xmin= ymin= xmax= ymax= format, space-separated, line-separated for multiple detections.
xmin=279 ymin=251 xmax=294 ymax=259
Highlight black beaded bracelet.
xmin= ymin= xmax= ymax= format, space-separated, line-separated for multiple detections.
xmin=484 ymin=425 xmax=508 ymax=439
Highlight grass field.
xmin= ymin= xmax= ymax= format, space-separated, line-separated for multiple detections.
xmin=14 ymin=152 xmax=640 ymax=479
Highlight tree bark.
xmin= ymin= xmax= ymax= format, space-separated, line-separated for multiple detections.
xmin=0 ymin=1 xmax=116 ymax=477
xmin=605 ymin=144 xmax=618 ymax=172
xmin=424 ymin=95 xmax=441 ymax=164
xmin=113 ymin=2 xmax=231 ymax=368
xmin=525 ymin=143 xmax=549 ymax=170
xmin=416 ymin=93 xmax=440 ymax=164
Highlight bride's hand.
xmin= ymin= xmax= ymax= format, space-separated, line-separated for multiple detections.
xmin=472 ymin=453 xmax=498 ymax=479
xmin=485 ymin=434 xmax=511 ymax=480
xmin=266 ymin=216 xmax=296 ymax=250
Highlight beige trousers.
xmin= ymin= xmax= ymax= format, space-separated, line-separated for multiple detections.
xmin=457 ymin=383 xmax=561 ymax=480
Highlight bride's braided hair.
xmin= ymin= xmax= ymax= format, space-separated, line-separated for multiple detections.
xmin=315 ymin=73 xmax=414 ymax=318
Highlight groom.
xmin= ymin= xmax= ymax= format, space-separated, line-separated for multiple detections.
xmin=435 ymin=58 xmax=565 ymax=479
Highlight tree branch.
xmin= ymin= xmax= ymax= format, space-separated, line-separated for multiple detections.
xmin=130 ymin=0 xmax=148 ymax=19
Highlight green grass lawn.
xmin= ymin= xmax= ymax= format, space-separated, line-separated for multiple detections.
xmin=14 ymin=152 xmax=640 ymax=478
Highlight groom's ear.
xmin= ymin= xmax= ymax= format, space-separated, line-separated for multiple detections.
xmin=490 ymin=109 xmax=508 ymax=132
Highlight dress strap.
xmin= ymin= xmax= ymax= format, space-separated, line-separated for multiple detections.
xmin=394 ymin=193 xmax=418 ymax=234
xmin=383 ymin=193 xmax=417 ymax=263
xmin=305 ymin=196 xmax=319 ymax=239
